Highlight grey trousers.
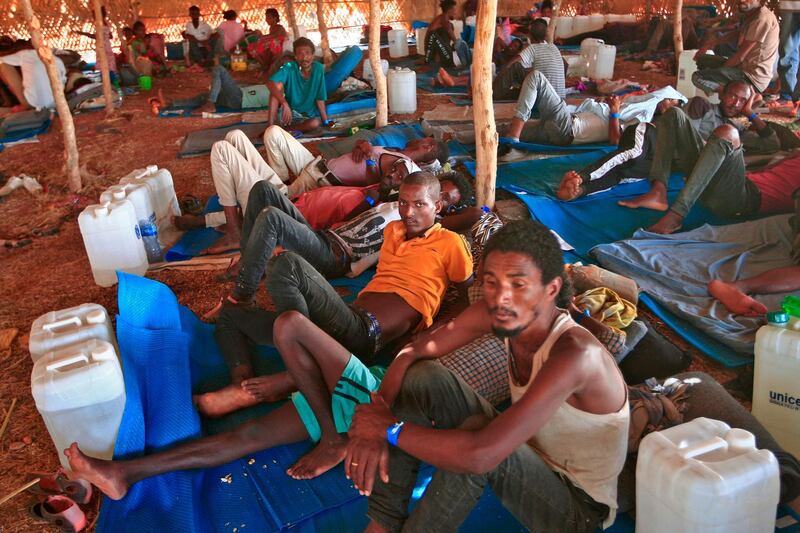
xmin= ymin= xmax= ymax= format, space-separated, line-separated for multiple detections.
xmin=670 ymin=134 xmax=761 ymax=218
xmin=367 ymin=361 xmax=609 ymax=533
xmin=692 ymin=54 xmax=753 ymax=94
xmin=648 ymin=106 xmax=705 ymax=186
xmin=514 ymin=70 xmax=574 ymax=146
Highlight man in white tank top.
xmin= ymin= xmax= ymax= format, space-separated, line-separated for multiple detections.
xmin=346 ymin=219 xmax=630 ymax=532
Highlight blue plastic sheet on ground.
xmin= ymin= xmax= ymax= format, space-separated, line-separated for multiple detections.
xmin=98 ymin=272 xmax=643 ymax=532
xmin=164 ymin=196 xmax=224 ymax=261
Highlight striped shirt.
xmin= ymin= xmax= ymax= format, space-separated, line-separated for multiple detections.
xmin=333 ymin=201 xmax=401 ymax=262
xmin=518 ymin=42 xmax=566 ymax=98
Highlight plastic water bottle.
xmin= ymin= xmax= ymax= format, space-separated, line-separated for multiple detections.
xmin=140 ymin=222 xmax=163 ymax=263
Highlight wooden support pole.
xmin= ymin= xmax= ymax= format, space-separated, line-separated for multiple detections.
xmin=93 ymin=0 xmax=115 ymax=115
xmin=285 ymin=0 xmax=300 ymax=39
xmin=20 ymin=0 xmax=81 ymax=192
xmin=316 ymin=0 xmax=333 ymax=67
xmin=369 ymin=0 xmax=388 ymax=128
xmin=473 ymin=0 xmax=498 ymax=208
xmin=546 ymin=0 xmax=563 ymax=43
xmin=673 ymin=0 xmax=684 ymax=63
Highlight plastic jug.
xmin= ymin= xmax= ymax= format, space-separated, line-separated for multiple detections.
xmin=753 ymin=323 xmax=800 ymax=458
xmin=78 ymin=200 xmax=148 ymax=287
xmin=579 ymin=38 xmax=604 ymax=77
xmin=387 ymin=67 xmax=417 ymax=114
xmin=636 ymin=417 xmax=780 ymax=533
xmin=362 ymin=58 xmax=389 ymax=88
xmin=100 ymin=182 xmax=164 ymax=261
xmin=29 ymin=304 xmax=116 ymax=361
xmin=31 ymin=339 xmax=126 ymax=470
xmin=589 ymin=44 xmax=616 ymax=80
xmin=554 ymin=17 xmax=575 ymax=39
xmin=415 ymin=27 xmax=427 ymax=56
xmin=118 ymin=165 xmax=180 ymax=244
xmin=588 ymin=14 xmax=606 ymax=32
xmin=388 ymin=29 xmax=409 ymax=58
xmin=573 ymin=15 xmax=590 ymax=35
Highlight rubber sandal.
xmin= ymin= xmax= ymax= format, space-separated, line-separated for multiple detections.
xmin=27 ymin=471 xmax=93 ymax=505
xmin=29 ymin=496 xmax=87 ymax=532
xmin=290 ymin=129 xmax=303 ymax=139
xmin=178 ymin=194 xmax=204 ymax=216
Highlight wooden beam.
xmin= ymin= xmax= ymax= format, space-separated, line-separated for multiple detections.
xmin=316 ymin=0 xmax=333 ymax=67
xmin=473 ymin=0 xmax=498 ymax=208
xmin=369 ymin=0 xmax=387 ymax=127
xmin=546 ymin=0 xmax=563 ymax=43
xmin=673 ymin=0 xmax=684 ymax=63
xmin=285 ymin=0 xmax=300 ymax=38
xmin=92 ymin=0 xmax=115 ymax=115
xmin=20 ymin=0 xmax=81 ymax=192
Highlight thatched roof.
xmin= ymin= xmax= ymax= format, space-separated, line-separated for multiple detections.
xmin=0 ymin=0 xmax=773 ymax=52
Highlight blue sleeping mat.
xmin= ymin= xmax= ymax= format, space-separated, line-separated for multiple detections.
xmin=0 ymin=118 xmax=51 ymax=146
xmin=98 ymin=272 xmax=645 ymax=532
xmin=326 ymin=46 xmax=363 ymax=94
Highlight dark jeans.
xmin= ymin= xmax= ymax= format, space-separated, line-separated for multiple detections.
xmin=778 ymin=11 xmax=800 ymax=101
xmin=216 ymin=251 xmax=376 ymax=371
xmin=367 ymin=361 xmax=609 ymax=533
xmin=670 ymin=134 xmax=761 ymax=218
xmin=492 ymin=62 xmax=529 ymax=101
xmin=266 ymin=252 xmax=376 ymax=358
xmin=692 ymin=54 xmax=752 ymax=94
xmin=233 ymin=182 xmax=340 ymax=299
xmin=578 ymin=121 xmax=657 ymax=195
xmin=648 ymin=107 xmax=705 ymax=187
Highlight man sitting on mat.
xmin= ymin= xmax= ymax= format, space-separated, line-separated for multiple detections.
xmin=267 ymin=37 xmax=328 ymax=133
xmin=197 ymin=172 xmax=473 ymax=426
xmin=153 ymin=65 xmax=269 ymax=114
xmin=173 ymin=128 xmax=445 ymax=254
xmin=346 ymin=220 xmax=630 ymax=532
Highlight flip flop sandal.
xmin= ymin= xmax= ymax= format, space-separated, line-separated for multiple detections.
xmin=29 ymin=496 xmax=87 ymax=532
xmin=290 ymin=130 xmax=304 ymax=139
xmin=27 ymin=471 xmax=93 ymax=505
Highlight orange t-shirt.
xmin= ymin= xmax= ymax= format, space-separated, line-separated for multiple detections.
xmin=361 ymin=221 xmax=473 ymax=329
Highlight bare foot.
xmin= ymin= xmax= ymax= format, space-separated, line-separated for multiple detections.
xmin=173 ymin=213 xmax=205 ymax=230
xmin=557 ymin=171 xmax=584 ymax=201
xmin=198 ymin=101 xmax=217 ymax=114
xmin=646 ymin=210 xmax=684 ymax=235
xmin=618 ymin=184 xmax=669 ymax=211
xmin=64 ymin=443 xmax=129 ymax=500
xmin=437 ymin=67 xmax=456 ymax=87
xmin=194 ymin=383 xmax=261 ymax=418
xmin=286 ymin=435 xmax=348 ymax=479
xmin=241 ymin=372 xmax=297 ymax=402
xmin=708 ymin=279 xmax=768 ymax=317
xmin=202 ymin=230 xmax=241 ymax=255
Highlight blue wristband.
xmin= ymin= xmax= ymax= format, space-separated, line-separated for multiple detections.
xmin=364 ymin=195 xmax=376 ymax=207
xmin=322 ymin=119 xmax=332 ymax=126
xmin=387 ymin=421 xmax=404 ymax=446
xmin=748 ymin=112 xmax=759 ymax=122
xmin=609 ymin=112 xmax=621 ymax=119
xmin=365 ymin=158 xmax=377 ymax=167
xmin=576 ymin=308 xmax=591 ymax=324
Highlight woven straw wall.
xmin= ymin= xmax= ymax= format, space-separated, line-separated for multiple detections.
xmin=0 ymin=0 xmax=774 ymax=53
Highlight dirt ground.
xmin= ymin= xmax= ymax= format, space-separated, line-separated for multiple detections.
xmin=0 ymin=54 xmax=760 ymax=531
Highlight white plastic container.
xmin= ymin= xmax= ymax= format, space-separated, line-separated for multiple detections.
xmin=387 ymin=67 xmax=416 ymax=114
xmin=554 ymin=17 xmax=575 ymax=39
xmin=362 ymin=58 xmax=389 ymax=88
xmin=388 ymin=29 xmax=409 ymax=58
xmin=118 ymin=165 xmax=180 ymax=240
xmin=79 ymin=200 xmax=148 ymax=287
xmin=415 ymin=27 xmax=427 ymax=56
xmin=676 ymin=49 xmax=716 ymax=100
xmin=32 ymin=339 xmax=126 ymax=470
xmin=573 ymin=15 xmax=591 ymax=35
xmin=636 ymin=417 xmax=780 ymax=533
xmin=588 ymin=14 xmax=606 ymax=32
xmin=101 ymin=183 xmax=155 ymax=235
xmin=465 ymin=15 xmax=476 ymax=27
xmin=589 ymin=44 xmax=616 ymax=80
xmin=753 ymin=323 xmax=800 ymax=458
xmin=29 ymin=304 xmax=116 ymax=362
xmin=579 ymin=38 xmax=604 ymax=77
